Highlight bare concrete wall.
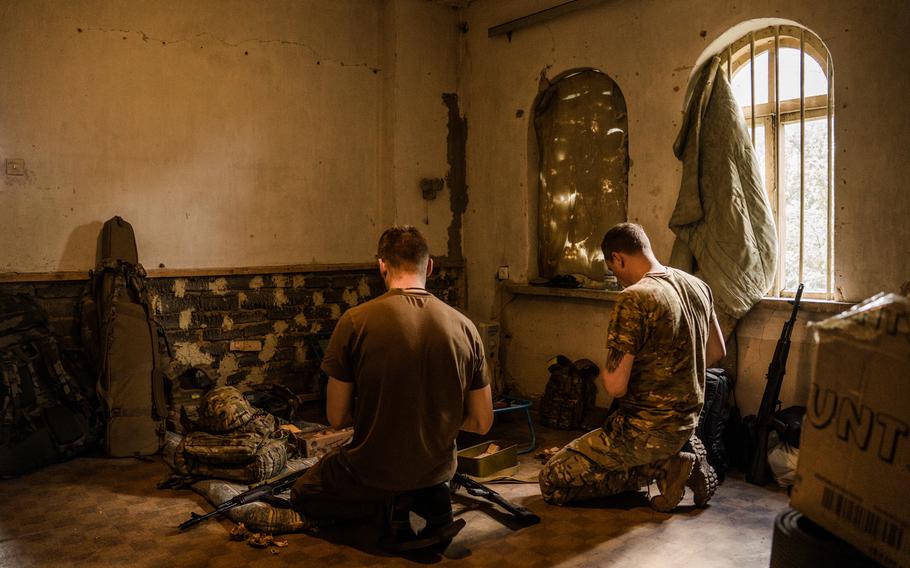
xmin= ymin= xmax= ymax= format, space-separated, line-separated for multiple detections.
xmin=0 ymin=0 xmax=460 ymax=273
xmin=460 ymin=0 xmax=910 ymax=413
xmin=500 ymin=292 xmax=835 ymax=414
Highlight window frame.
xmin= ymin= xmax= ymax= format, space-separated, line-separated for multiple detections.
xmin=721 ymin=25 xmax=835 ymax=300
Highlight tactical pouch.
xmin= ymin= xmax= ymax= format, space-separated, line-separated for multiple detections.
xmin=539 ymin=355 xmax=599 ymax=429
xmin=174 ymin=438 xmax=287 ymax=483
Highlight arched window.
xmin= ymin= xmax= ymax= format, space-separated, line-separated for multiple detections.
xmin=722 ymin=25 xmax=834 ymax=297
xmin=534 ymin=69 xmax=628 ymax=284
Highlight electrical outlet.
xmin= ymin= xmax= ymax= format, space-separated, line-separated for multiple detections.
xmin=497 ymin=266 xmax=509 ymax=280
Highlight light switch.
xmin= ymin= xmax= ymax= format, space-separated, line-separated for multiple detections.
xmin=5 ymin=159 xmax=24 ymax=176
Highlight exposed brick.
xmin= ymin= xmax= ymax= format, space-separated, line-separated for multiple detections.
xmin=331 ymin=274 xmax=365 ymax=289
xmin=34 ymin=282 xmax=85 ymax=299
xmin=266 ymin=307 xmax=302 ymax=321
xmin=238 ymin=290 xmax=278 ymax=310
xmin=0 ymin=283 xmax=36 ymax=296
xmin=234 ymin=353 xmax=262 ymax=367
xmin=226 ymin=371 xmax=246 ymax=386
xmin=166 ymin=329 xmax=202 ymax=343
xmin=158 ymin=295 xmax=195 ymax=314
xmin=303 ymin=276 xmax=331 ymax=289
xmin=3 ymin=266 xmax=463 ymax=397
xmin=320 ymin=319 xmax=338 ymax=335
xmin=191 ymin=294 xmax=238 ymax=312
xmin=222 ymin=275 xmax=256 ymax=290
xmin=276 ymin=332 xmax=308 ymax=348
xmin=155 ymin=313 xmax=182 ymax=330
xmin=202 ymin=327 xmax=246 ymax=341
xmin=284 ymin=289 xmax=316 ymax=306
xmin=230 ymin=310 xmax=269 ymax=324
xmin=180 ymin=278 xmax=215 ymax=292
xmin=240 ymin=322 xmax=275 ymax=338
xmin=270 ymin=347 xmax=296 ymax=362
xmin=322 ymin=288 xmax=349 ymax=304
xmin=313 ymin=305 xmax=340 ymax=320
xmin=39 ymin=298 xmax=79 ymax=319
xmin=191 ymin=313 xmax=225 ymax=329
xmin=145 ymin=279 xmax=172 ymax=294
xmin=200 ymin=341 xmax=229 ymax=358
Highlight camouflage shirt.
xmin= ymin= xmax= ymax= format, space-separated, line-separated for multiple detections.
xmin=606 ymin=268 xmax=714 ymax=432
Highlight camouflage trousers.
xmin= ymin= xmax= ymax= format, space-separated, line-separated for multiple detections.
xmin=539 ymin=418 xmax=693 ymax=505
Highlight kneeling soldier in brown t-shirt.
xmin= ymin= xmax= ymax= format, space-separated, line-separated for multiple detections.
xmin=291 ymin=225 xmax=493 ymax=552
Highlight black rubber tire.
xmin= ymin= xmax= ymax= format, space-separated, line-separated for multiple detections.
xmin=770 ymin=508 xmax=878 ymax=568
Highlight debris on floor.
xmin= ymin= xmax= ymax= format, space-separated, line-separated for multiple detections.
xmin=229 ymin=522 xmax=289 ymax=551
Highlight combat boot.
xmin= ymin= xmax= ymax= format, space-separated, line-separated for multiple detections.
xmin=379 ymin=483 xmax=465 ymax=553
xmin=649 ymin=451 xmax=695 ymax=513
xmin=684 ymin=436 xmax=718 ymax=507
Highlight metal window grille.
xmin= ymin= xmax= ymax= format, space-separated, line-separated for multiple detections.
xmin=721 ymin=26 xmax=835 ymax=299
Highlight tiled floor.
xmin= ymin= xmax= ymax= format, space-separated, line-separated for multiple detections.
xmin=0 ymin=416 xmax=789 ymax=567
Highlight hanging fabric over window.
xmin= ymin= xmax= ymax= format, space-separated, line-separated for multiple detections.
xmin=669 ymin=56 xmax=778 ymax=326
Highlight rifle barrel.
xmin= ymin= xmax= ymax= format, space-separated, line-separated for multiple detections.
xmin=746 ymin=282 xmax=804 ymax=486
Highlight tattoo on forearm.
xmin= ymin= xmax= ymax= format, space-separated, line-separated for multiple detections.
xmin=605 ymin=348 xmax=624 ymax=372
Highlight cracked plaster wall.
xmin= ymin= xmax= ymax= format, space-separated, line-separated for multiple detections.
xmin=459 ymin=0 xmax=910 ymax=414
xmin=0 ymin=0 xmax=461 ymax=272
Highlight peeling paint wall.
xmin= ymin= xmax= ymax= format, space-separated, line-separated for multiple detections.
xmin=0 ymin=0 xmax=459 ymax=272
xmin=460 ymin=0 xmax=910 ymax=413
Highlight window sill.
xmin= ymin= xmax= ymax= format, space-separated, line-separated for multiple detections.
xmin=756 ymin=296 xmax=854 ymax=314
xmin=504 ymin=283 xmax=853 ymax=314
xmin=503 ymin=282 xmax=621 ymax=302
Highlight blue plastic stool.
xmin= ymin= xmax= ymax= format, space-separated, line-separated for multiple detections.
xmin=493 ymin=395 xmax=536 ymax=454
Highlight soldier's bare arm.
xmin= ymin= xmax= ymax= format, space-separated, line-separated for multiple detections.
xmin=706 ymin=310 xmax=726 ymax=366
xmin=462 ymin=384 xmax=493 ymax=434
xmin=326 ymin=377 xmax=354 ymax=429
xmin=601 ymin=348 xmax=634 ymax=398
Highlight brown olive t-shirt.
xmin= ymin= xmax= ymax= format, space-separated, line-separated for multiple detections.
xmin=321 ymin=288 xmax=489 ymax=491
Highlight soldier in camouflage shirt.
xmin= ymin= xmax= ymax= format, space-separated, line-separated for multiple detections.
xmin=539 ymin=223 xmax=726 ymax=511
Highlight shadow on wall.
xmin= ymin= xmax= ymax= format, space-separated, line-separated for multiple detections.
xmin=59 ymin=221 xmax=103 ymax=272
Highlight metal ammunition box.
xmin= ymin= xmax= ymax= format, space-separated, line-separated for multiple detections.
xmin=456 ymin=440 xmax=518 ymax=477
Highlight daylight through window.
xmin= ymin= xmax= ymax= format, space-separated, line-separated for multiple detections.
xmin=722 ymin=26 xmax=834 ymax=298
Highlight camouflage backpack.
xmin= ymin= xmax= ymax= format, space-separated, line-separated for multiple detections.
xmin=538 ymin=355 xmax=600 ymax=430
xmin=0 ymin=293 xmax=96 ymax=476
xmin=174 ymin=386 xmax=287 ymax=483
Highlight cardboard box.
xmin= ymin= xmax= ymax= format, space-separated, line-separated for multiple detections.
xmin=791 ymin=293 xmax=910 ymax=568
xmin=291 ymin=427 xmax=354 ymax=458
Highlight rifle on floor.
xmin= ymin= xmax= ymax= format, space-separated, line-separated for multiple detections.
xmin=746 ymin=283 xmax=804 ymax=486
xmin=178 ymin=467 xmax=310 ymax=531
xmin=451 ymin=472 xmax=541 ymax=526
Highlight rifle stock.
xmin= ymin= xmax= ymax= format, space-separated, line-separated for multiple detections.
xmin=746 ymin=283 xmax=804 ymax=485
xmin=451 ymin=472 xmax=541 ymax=526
